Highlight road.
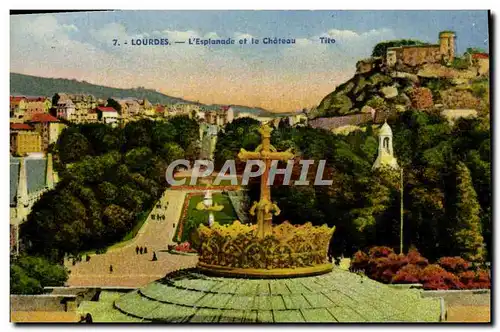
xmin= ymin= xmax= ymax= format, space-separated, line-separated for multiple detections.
xmin=66 ymin=190 xmax=198 ymax=287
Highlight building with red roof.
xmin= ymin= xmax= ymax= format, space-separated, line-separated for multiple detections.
xmin=10 ymin=123 xmax=34 ymax=131
xmin=28 ymin=113 xmax=65 ymax=151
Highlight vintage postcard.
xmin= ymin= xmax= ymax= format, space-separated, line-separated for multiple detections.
xmin=9 ymin=10 xmax=491 ymax=323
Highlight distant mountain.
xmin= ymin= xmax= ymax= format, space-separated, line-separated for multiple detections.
xmin=10 ymin=73 xmax=196 ymax=105
xmin=10 ymin=73 xmax=283 ymax=117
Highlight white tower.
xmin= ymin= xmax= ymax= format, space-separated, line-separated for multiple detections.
xmin=372 ymin=121 xmax=400 ymax=170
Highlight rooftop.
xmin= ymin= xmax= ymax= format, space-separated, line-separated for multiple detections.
xmin=87 ymin=268 xmax=441 ymax=322
xmin=29 ymin=113 xmax=59 ymax=123
xmin=10 ymin=123 xmax=34 ymax=131
xmin=96 ymin=106 xmax=118 ymax=113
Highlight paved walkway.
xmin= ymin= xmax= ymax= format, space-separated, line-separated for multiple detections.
xmin=66 ymin=190 xmax=198 ymax=287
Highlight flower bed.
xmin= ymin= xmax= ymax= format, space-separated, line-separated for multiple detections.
xmin=167 ymin=242 xmax=198 ymax=256
xmin=174 ymin=193 xmax=201 ymax=242
xmin=350 ymin=246 xmax=490 ymax=290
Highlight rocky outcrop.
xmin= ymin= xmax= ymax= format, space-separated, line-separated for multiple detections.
xmin=408 ymin=87 xmax=434 ymax=110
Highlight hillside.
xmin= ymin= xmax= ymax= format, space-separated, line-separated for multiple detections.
xmin=10 ymin=73 xmax=195 ymax=105
xmin=10 ymin=73 xmax=278 ymax=117
xmin=312 ymin=58 xmax=489 ymax=120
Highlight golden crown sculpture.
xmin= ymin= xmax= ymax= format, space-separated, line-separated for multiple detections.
xmin=196 ymin=124 xmax=335 ymax=278
xmin=197 ymin=221 xmax=336 ymax=277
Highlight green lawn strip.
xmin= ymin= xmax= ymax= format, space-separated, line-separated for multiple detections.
xmin=176 ymin=192 xmax=239 ymax=243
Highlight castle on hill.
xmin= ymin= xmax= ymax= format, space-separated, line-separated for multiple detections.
xmin=386 ymin=31 xmax=456 ymax=67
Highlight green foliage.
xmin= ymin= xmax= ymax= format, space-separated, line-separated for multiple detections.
xmin=372 ymin=40 xmax=430 ymax=57
xmin=106 ymin=98 xmax=122 ymax=112
xmin=466 ymin=47 xmax=486 ymax=54
xmin=216 ymin=109 xmax=491 ymax=260
xmin=178 ymin=194 xmax=238 ymax=243
xmin=22 ymin=118 xmax=200 ymax=260
xmin=449 ymin=57 xmax=470 ymax=70
xmin=11 ymin=255 xmax=68 ymax=294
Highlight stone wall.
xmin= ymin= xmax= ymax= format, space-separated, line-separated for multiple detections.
xmin=10 ymin=295 xmax=76 ymax=312
xmin=401 ymin=45 xmax=441 ymax=67
xmin=421 ymin=289 xmax=490 ymax=306
xmin=440 ymin=90 xmax=480 ymax=109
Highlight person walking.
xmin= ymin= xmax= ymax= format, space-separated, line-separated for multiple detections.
xmin=140 ymin=247 xmax=143 ymax=254
xmin=144 ymin=247 xmax=148 ymax=254
xmin=135 ymin=246 xmax=139 ymax=255
xmin=152 ymin=252 xmax=158 ymax=261
xmin=109 ymin=265 xmax=113 ymax=273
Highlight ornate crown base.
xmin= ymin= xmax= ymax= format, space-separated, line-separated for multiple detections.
xmin=197 ymin=262 xmax=333 ymax=279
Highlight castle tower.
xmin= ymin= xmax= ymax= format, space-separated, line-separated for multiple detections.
xmin=372 ymin=121 xmax=400 ymax=170
xmin=439 ymin=31 xmax=456 ymax=62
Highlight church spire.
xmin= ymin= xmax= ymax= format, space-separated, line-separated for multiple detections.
xmin=372 ymin=121 xmax=399 ymax=170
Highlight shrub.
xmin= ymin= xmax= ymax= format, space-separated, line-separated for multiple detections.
xmin=420 ymin=264 xmax=464 ymax=290
xmin=438 ymin=256 xmax=470 ymax=273
xmin=366 ymin=254 xmax=409 ymax=283
xmin=368 ymin=246 xmax=394 ymax=258
xmin=350 ymin=247 xmax=490 ymax=290
xmin=459 ymin=270 xmax=490 ymax=289
xmin=392 ymin=264 xmax=422 ymax=284
xmin=409 ymin=87 xmax=434 ymax=110
xmin=174 ymin=241 xmax=197 ymax=253
xmin=350 ymin=250 xmax=369 ymax=272
xmin=407 ymin=249 xmax=429 ymax=267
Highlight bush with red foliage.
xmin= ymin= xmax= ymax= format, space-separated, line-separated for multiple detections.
xmin=392 ymin=264 xmax=422 ymax=284
xmin=419 ymin=264 xmax=465 ymax=290
xmin=349 ymin=246 xmax=491 ymax=290
xmin=364 ymin=253 xmax=409 ymax=283
xmin=407 ymin=249 xmax=429 ymax=267
xmin=350 ymin=250 xmax=369 ymax=272
xmin=368 ymin=246 xmax=395 ymax=258
xmin=459 ymin=270 xmax=491 ymax=289
xmin=174 ymin=241 xmax=197 ymax=253
xmin=438 ymin=256 xmax=470 ymax=273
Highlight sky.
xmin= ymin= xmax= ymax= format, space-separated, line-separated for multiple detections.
xmin=10 ymin=10 xmax=489 ymax=112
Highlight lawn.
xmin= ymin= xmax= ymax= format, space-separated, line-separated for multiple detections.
xmin=176 ymin=193 xmax=238 ymax=243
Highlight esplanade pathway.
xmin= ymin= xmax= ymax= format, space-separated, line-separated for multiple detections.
xmin=66 ymin=189 xmax=198 ymax=287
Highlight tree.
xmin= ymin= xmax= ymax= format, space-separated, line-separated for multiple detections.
xmin=57 ymin=129 xmax=92 ymax=164
xmin=372 ymin=40 xmax=430 ymax=57
xmin=453 ymin=162 xmax=485 ymax=262
xmin=106 ymin=98 xmax=122 ymax=112
xmin=11 ymin=255 xmax=68 ymax=294
xmin=466 ymin=47 xmax=486 ymax=54
xmin=52 ymin=93 xmax=60 ymax=107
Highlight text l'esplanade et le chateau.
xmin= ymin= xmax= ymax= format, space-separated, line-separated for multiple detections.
xmin=111 ymin=36 xmax=337 ymax=46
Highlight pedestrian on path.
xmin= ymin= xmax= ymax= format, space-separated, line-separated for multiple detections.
xmin=140 ymin=247 xmax=143 ymax=254
xmin=152 ymin=252 xmax=158 ymax=261
xmin=135 ymin=246 xmax=139 ymax=255
xmin=109 ymin=265 xmax=113 ymax=273
xmin=144 ymin=247 xmax=148 ymax=254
